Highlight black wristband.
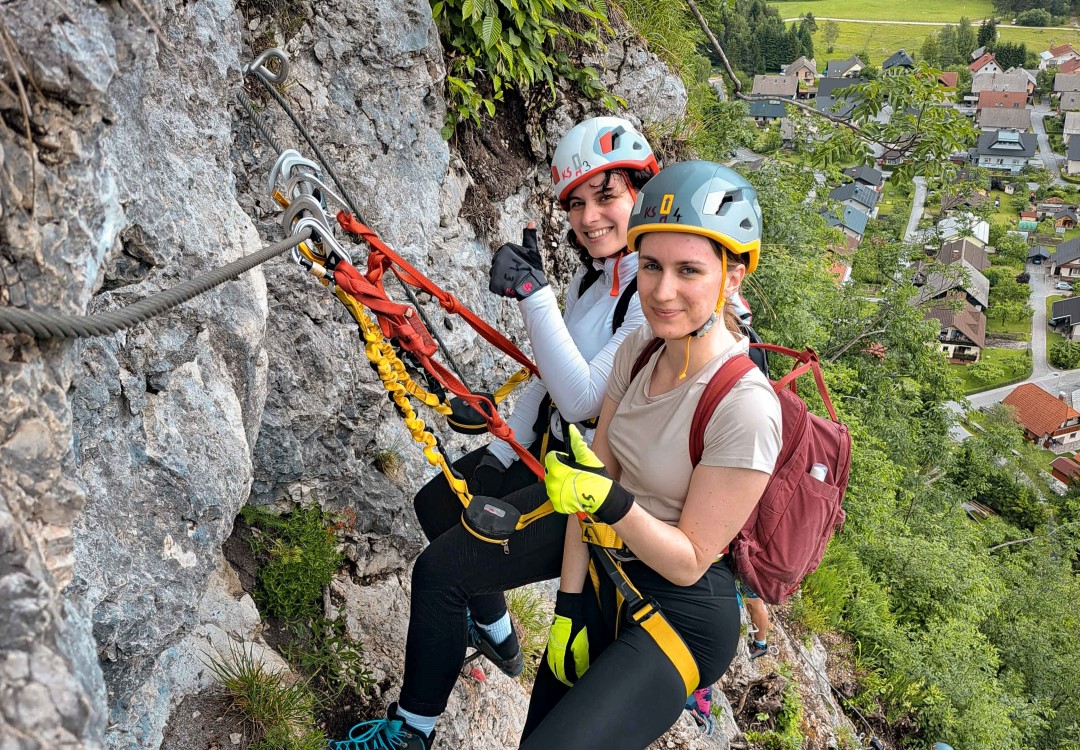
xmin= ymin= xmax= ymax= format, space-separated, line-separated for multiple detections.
xmin=555 ymin=590 xmax=586 ymax=618
xmin=593 ymin=482 xmax=634 ymax=526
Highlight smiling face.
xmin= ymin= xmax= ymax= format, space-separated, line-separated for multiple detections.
xmin=636 ymin=231 xmax=746 ymax=340
xmin=565 ymin=171 xmax=637 ymax=259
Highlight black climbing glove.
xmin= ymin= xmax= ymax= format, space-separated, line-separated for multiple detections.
xmin=489 ymin=225 xmax=548 ymax=300
xmin=471 ymin=451 xmax=508 ymax=498
xmin=546 ymin=591 xmax=592 ymax=686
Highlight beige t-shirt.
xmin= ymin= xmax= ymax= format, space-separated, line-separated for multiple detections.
xmin=605 ymin=323 xmax=783 ymax=525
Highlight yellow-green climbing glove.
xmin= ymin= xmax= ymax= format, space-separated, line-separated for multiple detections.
xmin=544 ymin=424 xmax=634 ymax=525
xmin=546 ymin=591 xmax=591 ymax=686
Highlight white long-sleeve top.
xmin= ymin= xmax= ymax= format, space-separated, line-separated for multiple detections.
xmin=488 ymin=251 xmax=645 ymax=467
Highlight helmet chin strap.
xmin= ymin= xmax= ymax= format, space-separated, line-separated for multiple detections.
xmin=678 ymin=252 xmax=729 ymax=380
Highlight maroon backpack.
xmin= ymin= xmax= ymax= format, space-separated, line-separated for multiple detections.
xmin=630 ymin=340 xmax=851 ymax=604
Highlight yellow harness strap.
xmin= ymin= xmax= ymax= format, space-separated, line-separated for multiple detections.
xmin=582 ymin=520 xmax=700 ymax=697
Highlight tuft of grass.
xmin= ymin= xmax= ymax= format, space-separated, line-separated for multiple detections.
xmin=208 ymin=644 xmax=326 ymax=750
xmin=374 ymin=448 xmax=406 ymax=483
xmin=744 ymin=671 xmax=805 ymax=750
xmin=505 ymin=587 xmax=551 ymax=683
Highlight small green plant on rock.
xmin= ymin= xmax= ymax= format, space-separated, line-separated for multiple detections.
xmin=430 ymin=0 xmax=618 ymax=136
xmin=744 ymin=671 xmax=805 ymax=750
xmin=241 ymin=504 xmax=343 ymax=624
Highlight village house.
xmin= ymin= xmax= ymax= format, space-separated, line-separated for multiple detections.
xmin=976 ymin=90 xmax=1027 ymax=117
xmin=825 ymin=55 xmax=863 ymax=78
xmin=938 ymin=71 xmax=959 ymax=89
xmin=882 ymin=50 xmax=915 ymax=72
xmin=977 ymin=107 xmax=1032 ymax=132
xmin=970 ymin=52 xmax=1002 ymax=76
xmin=1069 ymin=138 xmax=1080 ymax=176
xmin=1041 ymin=42 xmax=1080 ymax=70
xmin=912 ymin=258 xmax=990 ymax=310
xmin=751 ymin=74 xmax=798 ymax=100
xmin=747 ymin=100 xmax=786 ymax=124
xmin=816 ymin=77 xmax=862 ymax=119
xmin=822 ymin=204 xmax=869 ymax=250
xmin=971 ymin=69 xmax=1034 ymax=100
xmin=969 ymin=129 xmax=1037 ymax=173
xmin=1049 ymin=236 xmax=1080 ymax=278
xmin=924 ymin=298 xmax=986 ymax=363
xmin=1066 ymin=112 xmax=1080 ymax=144
xmin=937 ymin=237 xmax=990 ymax=271
xmin=843 ymin=165 xmax=884 ymax=190
xmin=1050 ymin=295 xmax=1080 ymax=340
xmin=1062 ymin=91 xmax=1080 ymax=113
xmin=938 ymin=213 xmax=991 ymax=246
xmin=1061 ymin=58 xmax=1080 ymax=74
xmin=1056 ymin=74 xmax=1080 ymax=112
xmin=1002 ymin=384 xmax=1080 ymax=448
xmin=829 ymin=181 xmax=880 ymax=218
xmin=784 ymin=56 xmax=816 ymax=98
xmin=1051 ymin=455 xmax=1080 ymax=485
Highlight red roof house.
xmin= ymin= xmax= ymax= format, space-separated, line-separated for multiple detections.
xmin=1051 ymin=455 xmax=1080 ymax=484
xmin=977 ymin=90 xmax=1027 ymax=111
xmin=970 ymin=53 xmax=1000 ymax=74
xmin=1002 ymin=384 xmax=1080 ymax=447
xmin=938 ymin=71 xmax=959 ymax=88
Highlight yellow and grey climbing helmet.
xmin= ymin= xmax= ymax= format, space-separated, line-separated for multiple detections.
xmin=626 ymin=161 xmax=762 ymax=273
xmin=550 ymin=116 xmax=660 ymax=206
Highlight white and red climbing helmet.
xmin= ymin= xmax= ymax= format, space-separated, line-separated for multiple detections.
xmin=550 ymin=116 xmax=660 ymax=206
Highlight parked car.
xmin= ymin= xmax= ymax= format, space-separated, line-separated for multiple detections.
xmin=1056 ymin=282 xmax=1074 ymax=291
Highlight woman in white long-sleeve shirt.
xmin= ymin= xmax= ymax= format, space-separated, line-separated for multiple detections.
xmin=326 ymin=118 xmax=659 ymax=750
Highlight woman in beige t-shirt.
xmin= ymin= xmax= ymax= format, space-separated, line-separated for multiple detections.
xmin=520 ymin=162 xmax=782 ymax=749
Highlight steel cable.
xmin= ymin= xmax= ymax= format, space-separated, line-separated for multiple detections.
xmin=0 ymin=230 xmax=310 ymax=340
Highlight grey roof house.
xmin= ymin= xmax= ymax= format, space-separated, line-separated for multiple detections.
xmin=882 ymin=50 xmax=915 ymax=71
xmin=844 ymin=165 xmax=884 ymax=187
xmin=970 ymin=129 xmax=1037 ymax=173
xmin=912 ymin=259 xmax=990 ymax=310
xmin=816 ymin=77 xmax=863 ymax=118
xmin=830 ymin=181 xmax=880 ymax=215
xmin=977 ymin=107 xmax=1032 ymax=131
xmin=751 ymin=75 xmax=799 ymax=99
xmin=825 ymin=56 xmax=863 ymax=78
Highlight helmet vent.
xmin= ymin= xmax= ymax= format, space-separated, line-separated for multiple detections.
xmin=741 ymin=218 xmax=753 ymax=230
xmin=716 ymin=193 xmax=735 ymax=215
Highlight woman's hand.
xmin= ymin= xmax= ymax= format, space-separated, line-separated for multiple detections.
xmin=544 ymin=425 xmax=634 ymax=525
xmin=489 ymin=223 xmax=547 ymax=299
xmin=546 ymin=591 xmax=592 ymax=686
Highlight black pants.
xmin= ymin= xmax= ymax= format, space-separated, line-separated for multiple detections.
xmin=519 ymin=558 xmax=741 ymax=750
xmin=400 ymin=447 xmax=567 ymax=716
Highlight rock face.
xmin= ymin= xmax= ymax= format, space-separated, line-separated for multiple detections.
xmin=0 ymin=1 xmax=692 ymax=749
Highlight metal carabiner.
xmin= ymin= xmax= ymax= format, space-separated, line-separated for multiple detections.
xmin=282 ymin=195 xmax=330 ymax=235
xmin=293 ymin=216 xmax=351 ymax=266
xmin=284 ymin=171 xmax=349 ymax=213
xmin=268 ymin=149 xmax=322 ymax=195
xmin=243 ymin=48 xmax=289 ymax=86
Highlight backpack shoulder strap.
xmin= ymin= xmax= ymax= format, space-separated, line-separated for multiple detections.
xmin=630 ymin=337 xmax=664 ymax=382
xmin=690 ymin=354 xmax=759 ymax=466
xmin=577 ymin=265 xmax=602 ymax=297
xmin=612 ymin=277 xmax=639 ymax=334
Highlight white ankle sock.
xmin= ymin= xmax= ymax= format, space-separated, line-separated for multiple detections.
xmin=476 ymin=611 xmax=512 ymax=645
xmin=394 ymin=705 xmax=437 ymax=737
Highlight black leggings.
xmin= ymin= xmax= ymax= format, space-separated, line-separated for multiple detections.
xmin=520 ymin=558 xmax=741 ymax=750
xmin=400 ymin=447 xmax=567 ymax=716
